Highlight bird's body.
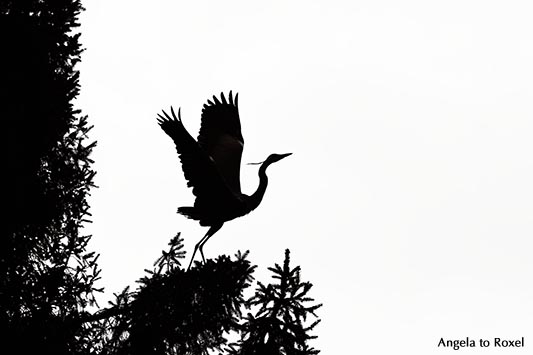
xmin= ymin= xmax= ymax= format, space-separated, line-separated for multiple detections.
xmin=157 ymin=91 xmax=291 ymax=269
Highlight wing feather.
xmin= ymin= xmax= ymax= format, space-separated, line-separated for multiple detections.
xmin=157 ymin=107 xmax=237 ymax=210
xmin=197 ymin=91 xmax=244 ymax=195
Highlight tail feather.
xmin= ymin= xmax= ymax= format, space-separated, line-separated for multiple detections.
xmin=177 ymin=207 xmax=200 ymax=220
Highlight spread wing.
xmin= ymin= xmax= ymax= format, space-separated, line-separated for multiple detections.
xmin=197 ymin=91 xmax=244 ymax=196
xmin=157 ymin=107 xmax=237 ymax=209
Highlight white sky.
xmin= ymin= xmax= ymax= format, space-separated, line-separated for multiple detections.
xmin=78 ymin=1 xmax=533 ymax=354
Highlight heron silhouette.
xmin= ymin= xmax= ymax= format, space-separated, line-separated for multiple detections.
xmin=157 ymin=91 xmax=291 ymax=270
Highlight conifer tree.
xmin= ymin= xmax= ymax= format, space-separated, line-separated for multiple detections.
xmin=230 ymin=249 xmax=322 ymax=355
xmin=87 ymin=238 xmax=321 ymax=355
xmin=1 ymin=1 xmax=101 ymax=354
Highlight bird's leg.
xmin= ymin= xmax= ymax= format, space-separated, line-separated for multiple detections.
xmin=199 ymin=246 xmax=206 ymax=263
xmin=187 ymin=223 xmax=223 ymax=270
xmin=187 ymin=240 xmax=203 ymax=271
xmin=198 ymin=223 xmax=223 ymax=263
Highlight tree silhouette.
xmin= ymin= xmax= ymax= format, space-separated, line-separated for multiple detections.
xmin=1 ymin=1 xmax=100 ymax=354
xmin=86 ymin=237 xmax=321 ymax=355
xmin=1 ymin=2 xmax=321 ymax=355
xmin=230 ymin=250 xmax=322 ymax=355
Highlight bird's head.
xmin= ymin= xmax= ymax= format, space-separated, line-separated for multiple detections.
xmin=248 ymin=153 xmax=292 ymax=167
xmin=266 ymin=152 xmax=292 ymax=164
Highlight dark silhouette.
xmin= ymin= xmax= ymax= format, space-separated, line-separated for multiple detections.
xmin=157 ymin=92 xmax=292 ymax=269
xmin=1 ymin=2 xmax=100 ymax=355
xmin=90 ymin=237 xmax=321 ymax=355
xmin=230 ymin=249 xmax=322 ymax=355
xmin=2 ymin=3 xmax=321 ymax=354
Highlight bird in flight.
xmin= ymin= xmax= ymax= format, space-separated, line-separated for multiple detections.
xmin=157 ymin=91 xmax=292 ymax=270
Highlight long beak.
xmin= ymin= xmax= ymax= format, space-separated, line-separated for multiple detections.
xmin=247 ymin=152 xmax=293 ymax=165
xmin=278 ymin=153 xmax=293 ymax=159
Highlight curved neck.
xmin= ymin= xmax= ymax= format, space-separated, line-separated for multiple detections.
xmin=249 ymin=162 xmax=269 ymax=211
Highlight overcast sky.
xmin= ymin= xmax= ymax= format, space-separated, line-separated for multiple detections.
xmin=78 ymin=1 xmax=533 ymax=354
